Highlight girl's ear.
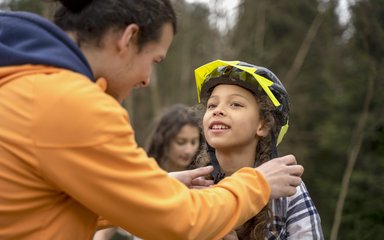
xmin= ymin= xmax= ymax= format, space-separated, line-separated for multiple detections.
xmin=116 ymin=23 xmax=139 ymax=53
xmin=256 ymin=121 xmax=270 ymax=137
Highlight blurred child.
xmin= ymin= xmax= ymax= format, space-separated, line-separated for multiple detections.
xmin=146 ymin=104 xmax=203 ymax=172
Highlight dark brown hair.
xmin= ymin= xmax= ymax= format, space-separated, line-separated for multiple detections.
xmin=146 ymin=104 xmax=203 ymax=169
xmin=54 ymin=0 xmax=177 ymax=49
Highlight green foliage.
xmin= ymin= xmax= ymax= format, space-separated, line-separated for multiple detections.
xmin=2 ymin=0 xmax=44 ymax=14
xmin=336 ymin=0 xmax=384 ymax=238
xmin=155 ymin=1 xmax=221 ymax=106
xmin=340 ymin=135 xmax=384 ymax=239
xmin=352 ymin=0 xmax=384 ymax=64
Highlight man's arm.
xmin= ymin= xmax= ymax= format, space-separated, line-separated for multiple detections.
xmin=169 ymin=155 xmax=304 ymax=198
xmin=35 ymin=76 xmax=303 ymax=240
xmin=168 ymin=166 xmax=214 ymax=189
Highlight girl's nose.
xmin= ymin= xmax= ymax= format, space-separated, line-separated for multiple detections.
xmin=185 ymin=144 xmax=197 ymax=155
xmin=213 ymin=108 xmax=225 ymax=117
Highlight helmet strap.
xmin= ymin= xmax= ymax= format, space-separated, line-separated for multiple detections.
xmin=271 ymin=133 xmax=278 ymax=159
xmin=207 ymin=144 xmax=225 ymax=183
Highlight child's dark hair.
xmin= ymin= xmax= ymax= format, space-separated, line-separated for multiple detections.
xmin=54 ymin=0 xmax=177 ymax=49
xmin=146 ymin=104 xmax=203 ymax=169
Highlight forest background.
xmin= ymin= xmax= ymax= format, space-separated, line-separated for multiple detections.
xmin=1 ymin=0 xmax=383 ymax=239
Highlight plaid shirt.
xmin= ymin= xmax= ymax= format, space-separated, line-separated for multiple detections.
xmin=266 ymin=182 xmax=324 ymax=240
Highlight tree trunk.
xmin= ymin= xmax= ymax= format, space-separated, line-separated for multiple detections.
xmin=284 ymin=12 xmax=324 ymax=88
xmin=330 ymin=70 xmax=375 ymax=240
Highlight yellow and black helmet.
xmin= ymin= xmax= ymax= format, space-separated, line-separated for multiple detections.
xmin=194 ymin=59 xmax=290 ymax=145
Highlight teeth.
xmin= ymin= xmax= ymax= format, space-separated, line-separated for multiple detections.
xmin=212 ymin=124 xmax=229 ymax=130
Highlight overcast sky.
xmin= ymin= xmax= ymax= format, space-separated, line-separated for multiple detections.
xmin=184 ymin=0 xmax=240 ymax=32
xmin=185 ymin=0 xmax=353 ymax=29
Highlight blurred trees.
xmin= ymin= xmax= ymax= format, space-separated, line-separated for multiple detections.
xmin=0 ymin=0 xmax=54 ymax=18
xmin=332 ymin=0 xmax=384 ymax=239
xmin=0 ymin=0 xmax=44 ymax=13
xmin=2 ymin=0 xmax=383 ymax=239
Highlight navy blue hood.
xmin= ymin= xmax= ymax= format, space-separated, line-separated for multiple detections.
xmin=0 ymin=11 xmax=94 ymax=80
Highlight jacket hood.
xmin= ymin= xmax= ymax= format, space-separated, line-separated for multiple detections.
xmin=0 ymin=11 xmax=94 ymax=80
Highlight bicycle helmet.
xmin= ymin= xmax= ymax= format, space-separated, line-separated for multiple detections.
xmin=195 ymin=59 xmax=290 ymax=145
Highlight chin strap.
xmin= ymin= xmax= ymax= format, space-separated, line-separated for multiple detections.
xmin=271 ymin=132 xmax=278 ymax=159
xmin=207 ymin=144 xmax=225 ymax=184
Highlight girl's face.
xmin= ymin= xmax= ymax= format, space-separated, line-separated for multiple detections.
xmin=166 ymin=124 xmax=200 ymax=171
xmin=203 ymin=84 xmax=268 ymax=151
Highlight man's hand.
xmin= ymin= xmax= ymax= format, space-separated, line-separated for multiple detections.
xmin=169 ymin=166 xmax=214 ymax=189
xmin=256 ymin=154 xmax=304 ymax=199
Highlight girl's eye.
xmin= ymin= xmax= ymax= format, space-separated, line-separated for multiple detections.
xmin=230 ymin=102 xmax=243 ymax=108
xmin=176 ymin=140 xmax=187 ymax=145
xmin=207 ymin=103 xmax=217 ymax=109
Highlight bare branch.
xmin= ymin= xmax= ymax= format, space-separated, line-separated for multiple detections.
xmin=330 ymin=70 xmax=375 ymax=240
xmin=284 ymin=12 xmax=324 ymax=88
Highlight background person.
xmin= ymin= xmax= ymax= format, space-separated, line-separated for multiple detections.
xmin=146 ymin=103 xmax=203 ymax=172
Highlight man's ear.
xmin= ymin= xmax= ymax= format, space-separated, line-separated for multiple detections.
xmin=117 ymin=23 xmax=139 ymax=53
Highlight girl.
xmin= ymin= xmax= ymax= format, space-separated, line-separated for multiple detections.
xmin=195 ymin=60 xmax=324 ymax=240
xmin=147 ymin=104 xmax=203 ymax=172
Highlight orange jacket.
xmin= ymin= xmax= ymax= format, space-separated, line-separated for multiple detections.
xmin=0 ymin=65 xmax=270 ymax=240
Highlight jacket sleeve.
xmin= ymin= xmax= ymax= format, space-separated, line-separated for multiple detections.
xmin=96 ymin=216 xmax=114 ymax=230
xmin=33 ymin=72 xmax=271 ymax=240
